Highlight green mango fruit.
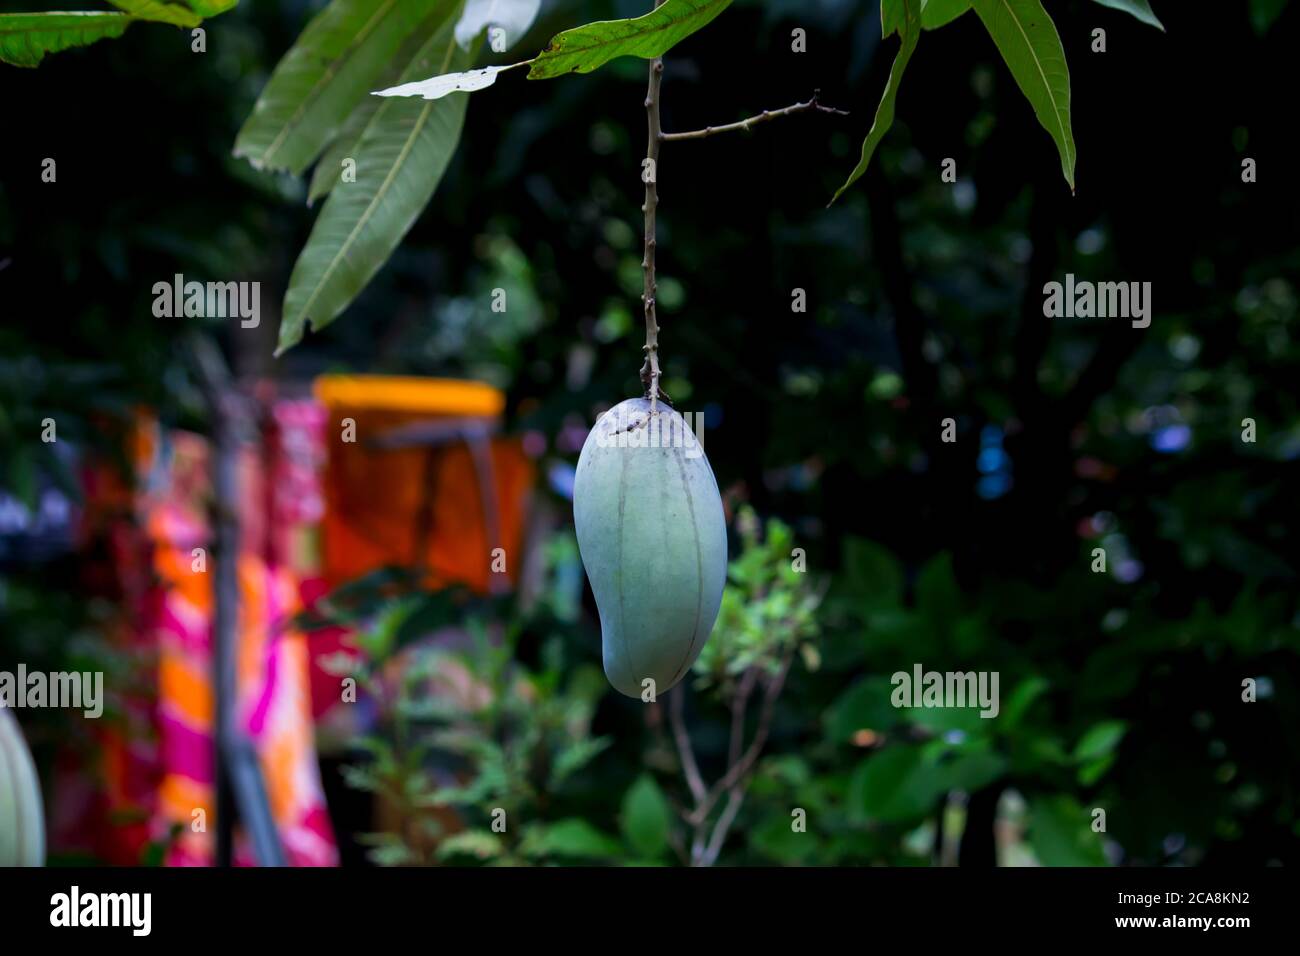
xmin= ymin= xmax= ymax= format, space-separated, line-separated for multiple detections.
xmin=574 ymin=398 xmax=727 ymax=698
xmin=0 ymin=706 xmax=45 ymax=866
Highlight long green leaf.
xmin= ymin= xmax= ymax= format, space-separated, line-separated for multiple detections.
xmin=921 ymin=0 xmax=972 ymax=29
xmin=972 ymin=0 xmax=1076 ymax=190
xmin=0 ymin=13 xmax=131 ymax=68
xmin=233 ymin=0 xmax=445 ymax=174
xmin=307 ymin=94 xmax=382 ymax=207
xmin=1091 ymin=0 xmax=1164 ymax=31
xmin=828 ymin=0 xmax=921 ymax=205
xmin=107 ymin=1 xmax=201 ymax=28
xmin=309 ymin=4 xmax=461 ymax=205
xmin=526 ymin=0 xmax=731 ymax=79
xmin=278 ymin=10 xmax=471 ymax=353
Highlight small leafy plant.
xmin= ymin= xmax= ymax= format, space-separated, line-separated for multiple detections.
xmin=329 ymin=596 xmax=614 ymax=866
xmin=663 ymin=506 xmax=825 ymax=866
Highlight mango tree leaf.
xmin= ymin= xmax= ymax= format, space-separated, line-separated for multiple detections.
xmin=279 ymin=15 xmax=473 ymax=351
xmin=882 ymin=0 xmax=910 ymax=34
xmin=527 ymin=0 xmax=731 ymax=79
xmin=828 ymin=0 xmax=920 ymax=205
xmin=971 ymin=0 xmax=1076 ymax=191
xmin=390 ymin=0 xmax=731 ymax=103
xmin=620 ymin=775 xmax=671 ymax=859
xmin=455 ymin=0 xmax=542 ymax=51
xmin=0 ymin=13 xmax=131 ymax=68
xmin=374 ymin=63 xmax=520 ymax=101
xmin=921 ymin=0 xmax=971 ymax=30
xmin=1091 ymin=0 xmax=1164 ymax=31
xmin=922 ymin=0 xmax=972 ymax=29
xmin=308 ymin=94 xmax=384 ymax=206
xmin=277 ymin=10 xmax=471 ymax=352
xmin=308 ymin=7 xmax=457 ymax=205
xmin=0 ymin=2 xmax=236 ymax=67
xmin=107 ymin=1 xmax=201 ymax=27
xmin=233 ymin=0 xmax=446 ymax=174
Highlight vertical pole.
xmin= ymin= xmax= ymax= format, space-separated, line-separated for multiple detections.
xmin=191 ymin=336 xmax=286 ymax=867
xmin=212 ymin=389 xmax=239 ymax=867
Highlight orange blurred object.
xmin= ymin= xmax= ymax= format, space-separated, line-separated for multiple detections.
xmin=313 ymin=375 xmax=534 ymax=594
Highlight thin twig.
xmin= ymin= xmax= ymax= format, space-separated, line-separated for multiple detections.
xmin=638 ymin=1 xmax=667 ymax=407
xmin=661 ymin=91 xmax=848 ymax=141
xmin=701 ymin=787 xmax=746 ymax=866
xmin=687 ymin=648 xmax=795 ymax=827
xmin=728 ymin=667 xmax=758 ymax=767
xmin=669 ymin=684 xmax=708 ymax=804
xmin=690 ymin=826 xmax=707 ymax=865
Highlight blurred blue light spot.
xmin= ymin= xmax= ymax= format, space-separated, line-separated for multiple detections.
xmin=977 ymin=473 xmax=1011 ymax=499
xmin=952 ymin=181 xmax=976 ymax=212
xmin=548 ymin=461 xmax=576 ymax=501
xmin=977 ymin=447 xmax=1008 ymax=474
xmin=1115 ymin=558 xmax=1144 ymax=583
xmin=1151 ymin=424 xmax=1191 ymax=453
